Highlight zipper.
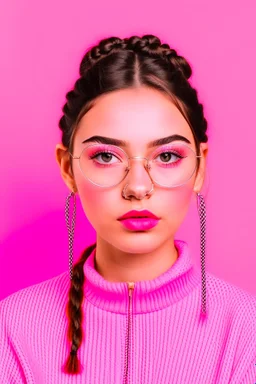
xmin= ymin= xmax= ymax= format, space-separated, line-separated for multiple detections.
xmin=123 ymin=281 xmax=135 ymax=384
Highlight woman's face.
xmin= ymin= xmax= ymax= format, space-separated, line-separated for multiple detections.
xmin=56 ymin=86 xmax=208 ymax=254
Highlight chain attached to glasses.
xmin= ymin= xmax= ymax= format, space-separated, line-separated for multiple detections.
xmin=197 ymin=192 xmax=207 ymax=316
xmin=65 ymin=191 xmax=76 ymax=280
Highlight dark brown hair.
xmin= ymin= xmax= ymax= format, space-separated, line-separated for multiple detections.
xmin=58 ymin=34 xmax=208 ymax=374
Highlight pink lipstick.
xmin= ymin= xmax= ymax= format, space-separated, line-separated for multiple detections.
xmin=119 ymin=218 xmax=159 ymax=231
xmin=118 ymin=209 xmax=160 ymax=231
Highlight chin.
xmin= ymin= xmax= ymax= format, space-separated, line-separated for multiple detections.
xmin=111 ymin=235 xmax=165 ymax=254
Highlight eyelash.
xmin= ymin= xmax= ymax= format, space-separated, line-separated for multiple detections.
xmin=89 ymin=149 xmax=184 ymax=168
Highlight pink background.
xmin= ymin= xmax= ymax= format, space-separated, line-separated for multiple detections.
xmin=1 ymin=0 xmax=256 ymax=300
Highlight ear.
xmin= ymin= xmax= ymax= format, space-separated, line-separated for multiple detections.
xmin=193 ymin=143 xmax=208 ymax=193
xmin=55 ymin=143 xmax=78 ymax=193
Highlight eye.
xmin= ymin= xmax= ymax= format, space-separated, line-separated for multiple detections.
xmin=90 ymin=150 xmax=121 ymax=164
xmin=155 ymin=151 xmax=182 ymax=163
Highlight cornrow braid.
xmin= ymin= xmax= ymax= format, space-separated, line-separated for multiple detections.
xmin=58 ymin=33 xmax=209 ymax=375
xmin=79 ymin=35 xmax=192 ymax=79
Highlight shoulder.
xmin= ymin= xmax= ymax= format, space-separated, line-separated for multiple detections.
xmin=204 ymin=273 xmax=256 ymax=380
xmin=206 ymin=271 xmax=256 ymax=309
xmin=0 ymin=271 xmax=70 ymax=329
xmin=206 ymin=271 xmax=256 ymax=325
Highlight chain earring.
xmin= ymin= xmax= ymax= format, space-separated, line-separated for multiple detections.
xmin=65 ymin=190 xmax=77 ymax=280
xmin=196 ymin=192 xmax=207 ymax=317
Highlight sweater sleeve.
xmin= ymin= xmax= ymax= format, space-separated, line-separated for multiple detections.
xmin=230 ymin=294 xmax=256 ymax=383
xmin=234 ymin=340 xmax=256 ymax=383
xmin=0 ymin=300 xmax=27 ymax=384
xmin=240 ymin=358 xmax=256 ymax=383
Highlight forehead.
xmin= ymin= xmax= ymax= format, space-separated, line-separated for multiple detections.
xmin=75 ymin=87 xmax=195 ymax=149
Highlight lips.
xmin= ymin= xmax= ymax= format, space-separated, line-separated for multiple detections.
xmin=118 ymin=209 xmax=160 ymax=220
xmin=119 ymin=217 xmax=159 ymax=231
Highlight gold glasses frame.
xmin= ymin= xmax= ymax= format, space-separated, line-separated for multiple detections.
xmin=69 ymin=142 xmax=202 ymax=189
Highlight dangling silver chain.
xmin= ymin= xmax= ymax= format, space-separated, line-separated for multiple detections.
xmin=65 ymin=191 xmax=76 ymax=280
xmin=197 ymin=192 xmax=207 ymax=316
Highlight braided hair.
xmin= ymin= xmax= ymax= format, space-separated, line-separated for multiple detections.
xmin=58 ymin=34 xmax=208 ymax=374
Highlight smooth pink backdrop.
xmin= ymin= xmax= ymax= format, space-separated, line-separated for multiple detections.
xmin=1 ymin=0 xmax=256 ymax=300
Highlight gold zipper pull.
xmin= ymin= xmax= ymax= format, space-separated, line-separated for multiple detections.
xmin=127 ymin=281 xmax=135 ymax=296
xmin=123 ymin=281 xmax=135 ymax=384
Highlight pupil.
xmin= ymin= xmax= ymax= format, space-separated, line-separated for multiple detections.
xmin=160 ymin=153 xmax=171 ymax=162
xmin=102 ymin=153 xmax=112 ymax=162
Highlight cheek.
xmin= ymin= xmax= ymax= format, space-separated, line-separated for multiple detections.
xmin=75 ymin=174 xmax=116 ymax=228
xmin=161 ymin=182 xmax=194 ymax=224
xmin=75 ymin=166 xmax=195 ymax=233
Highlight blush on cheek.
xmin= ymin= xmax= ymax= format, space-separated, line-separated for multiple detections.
xmin=83 ymin=186 xmax=100 ymax=203
xmin=75 ymin=170 xmax=100 ymax=201
xmin=163 ymin=184 xmax=194 ymax=224
xmin=78 ymin=184 xmax=103 ymax=212
xmin=76 ymin=178 xmax=113 ymax=225
xmin=172 ymin=184 xmax=194 ymax=205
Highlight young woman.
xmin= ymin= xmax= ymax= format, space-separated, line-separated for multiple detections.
xmin=1 ymin=34 xmax=256 ymax=383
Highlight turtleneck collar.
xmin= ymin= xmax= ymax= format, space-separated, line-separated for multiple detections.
xmin=83 ymin=239 xmax=201 ymax=314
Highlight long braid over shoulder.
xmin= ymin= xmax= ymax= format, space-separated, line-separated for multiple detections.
xmin=58 ymin=34 xmax=208 ymax=375
xmin=62 ymin=243 xmax=96 ymax=374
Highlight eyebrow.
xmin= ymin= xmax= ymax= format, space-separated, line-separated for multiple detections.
xmin=82 ymin=134 xmax=191 ymax=148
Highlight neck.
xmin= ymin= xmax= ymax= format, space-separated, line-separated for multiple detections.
xmin=82 ymin=239 xmax=201 ymax=314
xmin=94 ymin=234 xmax=178 ymax=283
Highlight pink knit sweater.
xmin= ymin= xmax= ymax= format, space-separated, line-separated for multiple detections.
xmin=0 ymin=239 xmax=256 ymax=383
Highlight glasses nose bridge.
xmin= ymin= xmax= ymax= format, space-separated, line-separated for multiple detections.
xmin=126 ymin=155 xmax=151 ymax=171
xmin=125 ymin=155 xmax=154 ymax=188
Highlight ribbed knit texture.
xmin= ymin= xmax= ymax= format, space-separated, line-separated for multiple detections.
xmin=0 ymin=239 xmax=256 ymax=383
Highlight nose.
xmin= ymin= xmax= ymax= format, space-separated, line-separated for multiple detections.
xmin=122 ymin=156 xmax=154 ymax=200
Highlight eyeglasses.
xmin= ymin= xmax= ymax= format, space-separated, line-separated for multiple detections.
xmin=69 ymin=142 xmax=202 ymax=188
